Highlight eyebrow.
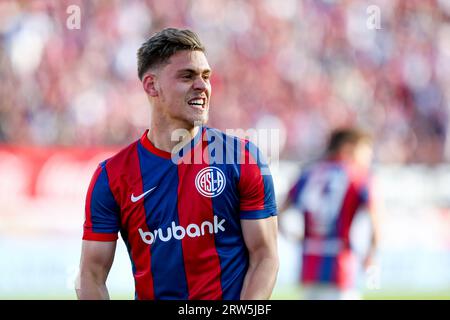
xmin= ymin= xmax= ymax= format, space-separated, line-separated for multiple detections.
xmin=176 ymin=68 xmax=212 ymax=75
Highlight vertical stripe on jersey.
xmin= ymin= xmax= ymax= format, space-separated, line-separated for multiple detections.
xmin=302 ymin=255 xmax=322 ymax=283
xmin=335 ymin=184 xmax=360 ymax=243
xmin=245 ymin=140 xmax=275 ymax=211
xmin=239 ymin=141 xmax=265 ymax=211
xmin=105 ymin=142 xmax=155 ymax=300
xmin=137 ymin=142 xmax=189 ymax=299
xmin=177 ymin=129 xmax=223 ymax=299
xmin=208 ymin=130 xmax=247 ymax=299
xmin=319 ymin=256 xmax=335 ymax=283
xmin=303 ymin=211 xmax=317 ymax=238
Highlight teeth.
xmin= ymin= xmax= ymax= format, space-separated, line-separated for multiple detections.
xmin=188 ymin=99 xmax=204 ymax=105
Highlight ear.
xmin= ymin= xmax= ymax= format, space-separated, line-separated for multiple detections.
xmin=142 ymin=73 xmax=159 ymax=97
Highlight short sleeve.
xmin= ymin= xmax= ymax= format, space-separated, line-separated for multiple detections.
xmin=83 ymin=161 xmax=120 ymax=241
xmin=238 ymin=140 xmax=277 ymax=219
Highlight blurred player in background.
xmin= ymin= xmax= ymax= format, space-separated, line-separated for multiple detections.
xmin=279 ymin=128 xmax=380 ymax=300
xmin=76 ymin=28 xmax=278 ymax=300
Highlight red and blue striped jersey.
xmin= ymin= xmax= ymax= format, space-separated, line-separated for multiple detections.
xmin=287 ymin=160 xmax=370 ymax=289
xmin=83 ymin=127 xmax=277 ymax=299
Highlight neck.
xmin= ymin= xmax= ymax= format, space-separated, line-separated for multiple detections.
xmin=147 ymin=113 xmax=200 ymax=154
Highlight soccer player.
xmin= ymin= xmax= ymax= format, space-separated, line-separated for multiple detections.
xmin=279 ymin=128 xmax=380 ymax=300
xmin=76 ymin=28 xmax=278 ymax=300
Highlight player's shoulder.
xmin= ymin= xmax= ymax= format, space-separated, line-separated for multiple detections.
xmin=203 ymin=126 xmax=246 ymax=145
xmin=346 ymin=163 xmax=371 ymax=185
xmin=327 ymin=160 xmax=370 ymax=187
xmin=315 ymin=158 xmax=348 ymax=174
xmin=204 ymin=126 xmax=269 ymax=164
xmin=300 ymin=158 xmax=323 ymax=176
xmin=204 ymin=126 xmax=266 ymax=153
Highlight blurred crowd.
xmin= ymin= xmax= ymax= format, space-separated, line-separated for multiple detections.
xmin=1 ymin=0 xmax=450 ymax=164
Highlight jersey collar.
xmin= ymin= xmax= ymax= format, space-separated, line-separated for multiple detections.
xmin=139 ymin=127 xmax=204 ymax=160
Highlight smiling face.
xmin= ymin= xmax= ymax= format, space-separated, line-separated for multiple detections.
xmin=145 ymin=50 xmax=212 ymax=128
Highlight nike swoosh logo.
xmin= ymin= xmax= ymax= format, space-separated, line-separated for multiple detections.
xmin=131 ymin=186 xmax=157 ymax=203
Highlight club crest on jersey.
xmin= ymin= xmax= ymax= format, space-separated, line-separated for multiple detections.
xmin=195 ymin=167 xmax=226 ymax=198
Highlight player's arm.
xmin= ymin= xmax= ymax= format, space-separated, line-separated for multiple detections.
xmin=238 ymin=140 xmax=279 ymax=299
xmin=277 ymin=194 xmax=293 ymax=233
xmin=278 ymin=194 xmax=293 ymax=215
xmin=364 ymin=197 xmax=381 ymax=269
xmin=78 ymin=162 xmax=121 ymax=299
xmin=362 ymin=177 xmax=382 ymax=269
xmin=76 ymin=240 xmax=116 ymax=300
xmin=240 ymin=216 xmax=279 ymax=300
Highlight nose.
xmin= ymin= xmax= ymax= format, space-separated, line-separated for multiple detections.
xmin=192 ymin=76 xmax=208 ymax=91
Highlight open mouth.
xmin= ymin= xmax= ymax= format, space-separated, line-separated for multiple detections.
xmin=187 ymin=98 xmax=206 ymax=110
